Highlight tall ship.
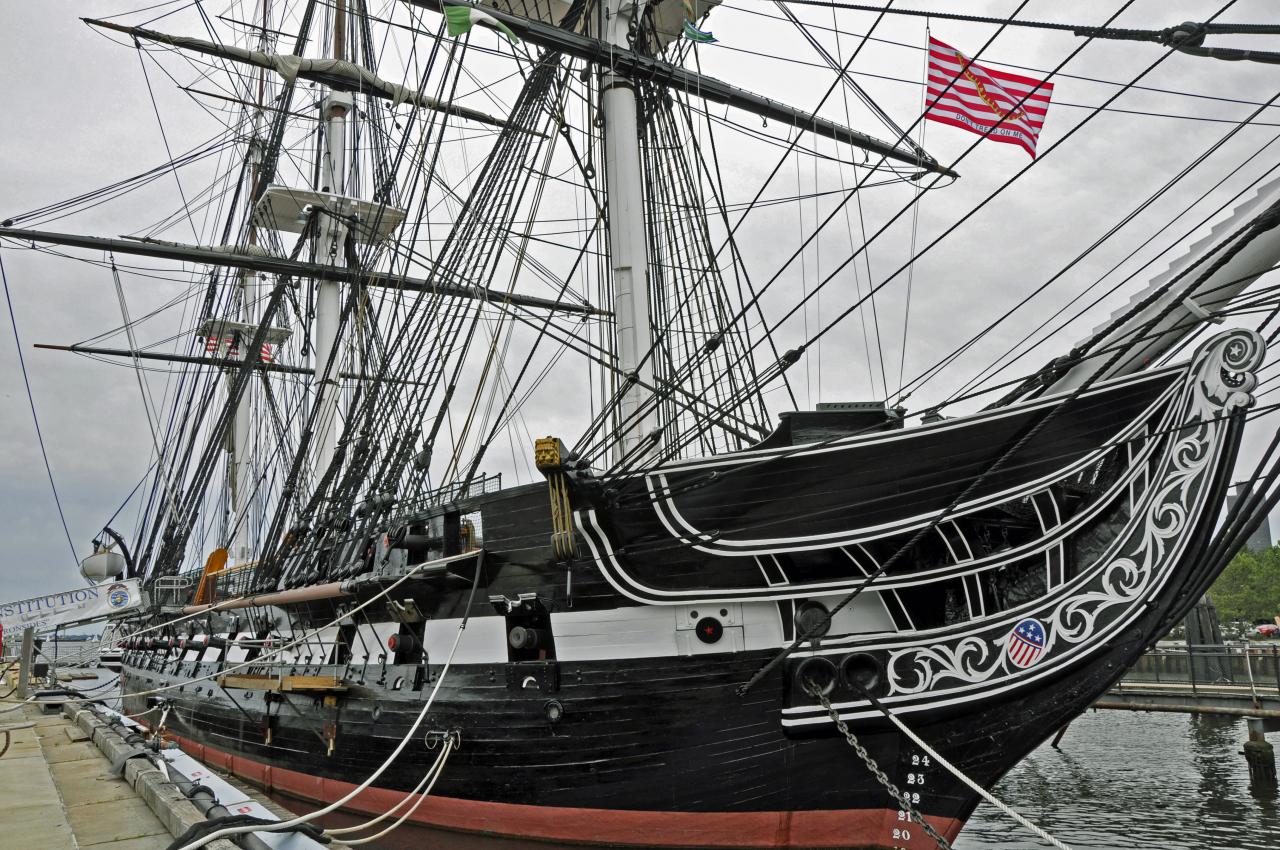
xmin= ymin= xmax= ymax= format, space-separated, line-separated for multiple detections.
xmin=5 ymin=2 xmax=1280 ymax=848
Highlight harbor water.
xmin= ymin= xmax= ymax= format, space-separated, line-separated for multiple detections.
xmin=958 ymin=709 xmax=1278 ymax=850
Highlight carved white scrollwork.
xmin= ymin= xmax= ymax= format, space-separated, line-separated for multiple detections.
xmin=885 ymin=329 xmax=1264 ymax=699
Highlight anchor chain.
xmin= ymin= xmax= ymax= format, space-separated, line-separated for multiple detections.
xmin=807 ymin=684 xmax=952 ymax=850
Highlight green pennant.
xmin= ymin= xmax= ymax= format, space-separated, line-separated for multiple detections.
xmin=682 ymin=18 xmax=717 ymax=44
xmin=444 ymin=5 xmax=520 ymax=45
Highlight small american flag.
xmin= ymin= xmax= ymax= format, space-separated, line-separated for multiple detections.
xmin=924 ymin=36 xmax=1054 ymax=159
xmin=1006 ymin=618 xmax=1046 ymax=669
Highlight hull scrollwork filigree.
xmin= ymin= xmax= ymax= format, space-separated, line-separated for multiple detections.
xmin=883 ymin=329 xmax=1263 ymax=700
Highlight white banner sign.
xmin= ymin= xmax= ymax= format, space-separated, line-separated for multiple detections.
xmin=0 ymin=579 xmax=143 ymax=634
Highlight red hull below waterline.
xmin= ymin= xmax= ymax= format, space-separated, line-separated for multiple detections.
xmin=167 ymin=731 xmax=964 ymax=849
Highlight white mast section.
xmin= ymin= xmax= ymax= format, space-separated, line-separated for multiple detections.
xmin=227 ymin=1 xmax=271 ymax=565
xmin=313 ymin=0 xmax=352 ymax=482
xmin=602 ymin=0 xmax=656 ymax=461
xmin=228 ymin=314 xmax=254 ymax=563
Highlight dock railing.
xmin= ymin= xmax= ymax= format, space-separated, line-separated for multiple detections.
xmin=1104 ymin=642 xmax=1280 ymax=789
xmin=1116 ymin=642 xmax=1280 ymax=700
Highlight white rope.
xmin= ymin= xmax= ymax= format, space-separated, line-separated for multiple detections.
xmin=123 ymin=704 xmax=163 ymax=721
xmin=150 ymin=705 xmax=172 ymax=744
xmin=172 ymin=560 xmax=482 ymax=850
xmin=876 ymin=705 xmax=1074 ymax=850
xmin=324 ymin=739 xmax=450 ymax=835
xmin=341 ymin=739 xmax=454 ymax=844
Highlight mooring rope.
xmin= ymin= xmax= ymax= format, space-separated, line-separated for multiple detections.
xmin=805 ymin=683 xmax=952 ymax=850
xmin=341 ymin=738 xmax=455 ymax=845
xmin=813 ymin=682 xmax=1074 ymax=850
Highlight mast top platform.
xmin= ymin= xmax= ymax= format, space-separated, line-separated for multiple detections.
xmin=252 ymin=186 xmax=408 ymax=244
xmin=478 ymin=0 xmax=721 ymax=48
xmin=197 ymin=318 xmax=293 ymax=348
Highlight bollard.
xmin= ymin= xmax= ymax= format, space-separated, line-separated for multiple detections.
xmin=16 ymin=628 xmax=34 ymax=700
xmin=1244 ymin=717 xmax=1277 ymax=791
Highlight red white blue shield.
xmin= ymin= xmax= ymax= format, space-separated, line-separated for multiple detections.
xmin=1006 ymin=618 xmax=1046 ymax=669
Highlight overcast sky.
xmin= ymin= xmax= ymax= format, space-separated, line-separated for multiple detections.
xmin=2 ymin=0 xmax=1278 ymax=606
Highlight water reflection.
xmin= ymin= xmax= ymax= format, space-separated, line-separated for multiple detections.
xmin=960 ymin=710 xmax=1279 ymax=850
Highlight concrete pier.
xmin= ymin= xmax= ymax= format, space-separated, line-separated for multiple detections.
xmin=0 ymin=703 xmax=176 ymax=849
xmin=0 ymin=695 xmax=348 ymax=850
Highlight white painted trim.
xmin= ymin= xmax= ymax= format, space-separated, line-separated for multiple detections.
xmin=781 ymin=337 xmax=1253 ymax=724
xmin=652 ymin=366 xmax=1179 ymax=472
xmin=576 ymin=393 xmax=1168 ymax=604
xmin=644 ymin=379 xmax=1178 ymax=554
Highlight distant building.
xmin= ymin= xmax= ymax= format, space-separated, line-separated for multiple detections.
xmin=1226 ymin=483 xmax=1275 ymax=551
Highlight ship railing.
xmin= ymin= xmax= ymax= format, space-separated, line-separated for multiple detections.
xmin=200 ymin=562 xmax=261 ymax=603
xmin=152 ymin=574 xmax=198 ymax=609
xmin=1116 ymin=642 xmax=1280 ymax=698
xmin=395 ymin=472 xmax=502 ymax=518
xmin=171 ymin=560 xmax=263 ymax=608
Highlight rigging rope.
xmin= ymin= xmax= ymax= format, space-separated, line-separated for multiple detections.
xmin=739 ymin=180 xmax=1278 ymax=694
xmin=897 ymin=16 xmax=930 ymax=399
xmin=110 ymin=258 xmax=184 ymax=514
xmin=590 ymin=0 xmax=913 ymax=456
xmin=663 ymin=0 xmax=1242 ymax=452
xmin=769 ymin=1 xmax=1280 ymax=45
xmin=612 ymin=0 xmax=1060 ymax=456
xmin=0 ymin=250 xmax=80 ymax=568
xmin=724 ymin=3 xmax=1280 ymax=113
xmin=903 ymin=91 xmax=1280 ymax=409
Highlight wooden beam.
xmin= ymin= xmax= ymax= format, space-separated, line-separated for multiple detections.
xmin=0 ymin=226 xmax=606 ymax=316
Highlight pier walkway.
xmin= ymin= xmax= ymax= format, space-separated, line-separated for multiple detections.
xmin=0 ymin=702 xmax=175 ymax=850
xmin=1097 ymin=680 xmax=1280 ymax=716
xmin=1093 ymin=642 xmax=1280 ymax=788
xmin=0 ymin=690 xmax=346 ymax=850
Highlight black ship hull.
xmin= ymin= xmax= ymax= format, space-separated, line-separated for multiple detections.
xmin=123 ymin=619 xmax=1175 ymax=849
xmin=118 ymin=329 xmax=1264 ymax=849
